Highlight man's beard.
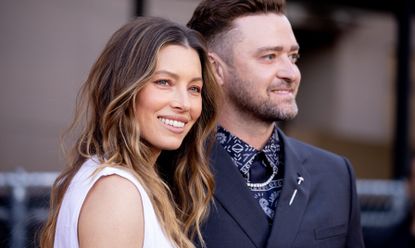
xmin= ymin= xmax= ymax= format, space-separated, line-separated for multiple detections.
xmin=224 ymin=71 xmax=298 ymax=122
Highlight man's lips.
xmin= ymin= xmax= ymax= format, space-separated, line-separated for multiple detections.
xmin=270 ymin=88 xmax=295 ymax=94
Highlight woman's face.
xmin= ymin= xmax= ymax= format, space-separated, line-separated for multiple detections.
xmin=135 ymin=44 xmax=203 ymax=153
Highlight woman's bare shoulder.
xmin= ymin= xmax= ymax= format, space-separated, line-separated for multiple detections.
xmin=78 ymin=174 xmax=144 ymax=248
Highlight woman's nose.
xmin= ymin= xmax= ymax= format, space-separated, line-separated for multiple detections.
xmin=170 ymin=88 xmax=190 ymax=111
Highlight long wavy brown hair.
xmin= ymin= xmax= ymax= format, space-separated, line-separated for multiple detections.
xmin=40 ymin=16 xmax=221 ymax=248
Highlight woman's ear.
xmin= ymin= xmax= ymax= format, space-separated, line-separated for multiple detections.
xmin=208 ymin=52 xmax=226 ymax=86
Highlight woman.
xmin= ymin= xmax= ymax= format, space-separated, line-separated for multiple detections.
xmin=40 ymin=16 xmax=220 ymax=248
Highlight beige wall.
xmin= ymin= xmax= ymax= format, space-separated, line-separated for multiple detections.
xmin=296 ymin=12 xmax=396 ymax=143
xmin=145 ymin=0 xmax=201 ymax=25
xmin=0 ymin=0 xmax=130 ymax=171
xmin=288 ymin=11 xmax=400 ymax=179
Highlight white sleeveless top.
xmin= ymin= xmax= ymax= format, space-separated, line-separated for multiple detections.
xmin=54 ymin=158 xmax=174 ymax=248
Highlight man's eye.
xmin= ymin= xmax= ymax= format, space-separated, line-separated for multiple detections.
xmin=290 ymin=54 xmax=300 ymax=63
xmin=263 ymin=54 xmax=276 ymax=60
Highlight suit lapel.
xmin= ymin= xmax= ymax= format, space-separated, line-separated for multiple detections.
xmin=211 ymin=142 xmax=270 ymax=248
xmin=266 ymin=130 xmax=311 ymax=248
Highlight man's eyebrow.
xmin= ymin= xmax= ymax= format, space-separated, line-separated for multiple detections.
xmin=256 ymin=45 xmax=300 ymax=54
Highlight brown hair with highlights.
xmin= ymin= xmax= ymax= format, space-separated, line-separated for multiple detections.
xmin=40 ymin=16 xmax=221 ymax=248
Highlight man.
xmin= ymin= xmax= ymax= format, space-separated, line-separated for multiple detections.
xmin=187 ymin=0 xmax=365 ymax=247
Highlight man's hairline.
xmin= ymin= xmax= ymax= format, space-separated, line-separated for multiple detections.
xmin=208 ymin=27 xmax=239 ymax=63
xmin=206 ymin=12 xmax=286 ymax=63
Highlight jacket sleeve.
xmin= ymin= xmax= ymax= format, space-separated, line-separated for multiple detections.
xmin=344 ymin=158 xmax=365 ymax=247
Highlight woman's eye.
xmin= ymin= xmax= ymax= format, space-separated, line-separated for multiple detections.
xmin=155 ymin=79 xmax=170 ymax=86
xmin=189 ymin=85 xmax=202 ymax=94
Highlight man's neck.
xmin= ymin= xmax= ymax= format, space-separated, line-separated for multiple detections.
xmin=219 ymin=108 xmax=276 ymax=150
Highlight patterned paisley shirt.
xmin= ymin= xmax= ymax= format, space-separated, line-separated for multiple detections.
xmin=216 ymin=126 xmax=284 ymax=221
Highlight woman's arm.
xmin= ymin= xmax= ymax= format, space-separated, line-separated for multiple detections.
xmin=78 ymin=174 xmax=144 ymax=248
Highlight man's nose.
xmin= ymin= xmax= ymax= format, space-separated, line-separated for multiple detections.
xmin=276 ymin=57 xmax=300 ymax=83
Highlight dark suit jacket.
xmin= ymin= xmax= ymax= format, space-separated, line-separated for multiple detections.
xmin=199 ymin=129 xmax=364 ymax=248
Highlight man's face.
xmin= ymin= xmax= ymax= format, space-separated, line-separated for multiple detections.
xmin=221 ymin=13 xmax=301 ymax=122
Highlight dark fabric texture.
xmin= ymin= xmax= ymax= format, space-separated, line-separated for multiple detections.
xmin=197 ymin=128 xmax=365 ymax=248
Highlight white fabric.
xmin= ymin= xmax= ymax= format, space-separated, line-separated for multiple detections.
xmin=54 ymin=158 xmax=174 ymax=248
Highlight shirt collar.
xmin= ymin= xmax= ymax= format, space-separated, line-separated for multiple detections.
xmin=216 ymin=126 xmax=281 ymax=173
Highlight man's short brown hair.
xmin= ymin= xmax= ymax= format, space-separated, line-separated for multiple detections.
xmin=187 ymin=0 xmax=285 ymax=46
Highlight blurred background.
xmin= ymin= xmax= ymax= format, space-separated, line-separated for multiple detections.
xmin=0 ymin=0 xmax=414 ymax=247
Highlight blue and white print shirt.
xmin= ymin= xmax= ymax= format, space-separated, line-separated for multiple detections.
xmin=216 ymin=126 xmax=284 ymax=221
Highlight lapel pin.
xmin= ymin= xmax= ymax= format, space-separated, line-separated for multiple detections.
xmin=289 ymin=176 xmax=304 ymax=206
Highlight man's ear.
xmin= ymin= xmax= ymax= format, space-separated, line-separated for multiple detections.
xmin=208 ymin=52 xmax=226 ymax=86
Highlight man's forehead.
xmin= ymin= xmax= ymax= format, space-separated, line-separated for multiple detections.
xmin=231 ymin=14 xmax=297 ymax=47
xmin=232 ymin=13 xmax=287 ymax=29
